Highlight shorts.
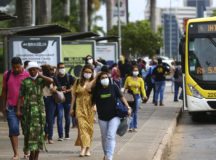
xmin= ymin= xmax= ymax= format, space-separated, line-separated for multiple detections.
xmin=6 ymin=106 xmax=20 ymax=137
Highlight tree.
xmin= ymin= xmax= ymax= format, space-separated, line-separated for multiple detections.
xmin=108 ymin=20 xmax=162 ymax=57
xmin=212 ymin=10 xmax=216 ymax=16
xmin=37 ymin=0 xmax=52 ymax=25
xmin=106 ymin=0 xmax=112 ymax=31
xmin=80 ymin=0 xmax=88 ymax=31
xmin=15 ymin=0 xmax=32 ymax=26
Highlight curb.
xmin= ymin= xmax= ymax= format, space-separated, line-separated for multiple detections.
xmin=152 ymin=107 xmax=182 ymax=160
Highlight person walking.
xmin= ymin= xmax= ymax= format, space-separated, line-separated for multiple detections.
xmin=92 ymin=72 xmax=131 ymax=160
xmin=1 ymin=57 xmax=29 ymax=160
xmin=124 ymin=65 xmax=147 ymax=132
xmin=54 ymin=62 xmax=76 ymax=141
xmin=152 ymin=58 xmax=170 ymax=106
xmin=41 ymin=64 xmax=57 ymax=144
xmin=70 ymin=64 xmax=96 ymax=157
xmin=17 ymin=61 xmax=53 ymax=160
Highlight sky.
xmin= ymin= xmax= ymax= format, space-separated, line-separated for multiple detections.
xmin=96 ymin=0 xmax=216 ymax=32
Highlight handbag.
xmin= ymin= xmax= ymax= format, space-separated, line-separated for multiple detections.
xmin=116 ymin=98 xmax=128 ymax=118
xmin=117 ymin=117 xmax=129 ymax=136
xmin=53 ymin=91 xmax=65 ymax=103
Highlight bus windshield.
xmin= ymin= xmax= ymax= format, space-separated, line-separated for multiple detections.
xmin=188 ymin=36 xmax=216 ymax=82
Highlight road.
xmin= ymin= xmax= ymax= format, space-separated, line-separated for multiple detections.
xmin=168 ymin=112 xmax=216 ymax=160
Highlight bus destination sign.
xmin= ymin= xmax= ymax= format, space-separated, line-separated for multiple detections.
xmin=198 ymin=24 xmax=216 ymax=33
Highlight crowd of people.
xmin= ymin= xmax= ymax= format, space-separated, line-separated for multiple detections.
xmin=1 ymin=55 xmax=183 ymax=160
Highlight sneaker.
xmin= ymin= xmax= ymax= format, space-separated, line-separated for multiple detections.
xmin=64 ymin=137 xmax=71 ymax=140
xmin=48 ymin=140 xmax=54 ymax=144
xmin=57 ymin=138 xmax=63 ymax=141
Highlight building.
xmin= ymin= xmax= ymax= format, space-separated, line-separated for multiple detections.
xmin=184 ymin=0 xmax=213 ymax=7
xmin=145 ymin=4 xmax=216 ymax=59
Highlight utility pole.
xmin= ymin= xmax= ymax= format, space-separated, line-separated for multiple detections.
xmin=32 ymin=0 xmax=35 ymax=26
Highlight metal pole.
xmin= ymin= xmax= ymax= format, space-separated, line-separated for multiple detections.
xmin=118 ymin=0 xmax=122 ymax=59
xmin=169 ymin=0 xmax=172 ymax=58
xmin=32 ymin=0 xmax=36 ymax=26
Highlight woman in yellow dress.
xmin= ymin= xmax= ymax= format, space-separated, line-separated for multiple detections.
xmin=70 ymin=64 xmax=96 ymax=157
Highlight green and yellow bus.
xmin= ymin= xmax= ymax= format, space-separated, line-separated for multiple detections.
xmin=181 ymin=17 xmax=216 ymax=120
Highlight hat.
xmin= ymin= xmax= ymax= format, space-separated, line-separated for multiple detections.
xmin=26 ymin=61 xmax=40 ymax=71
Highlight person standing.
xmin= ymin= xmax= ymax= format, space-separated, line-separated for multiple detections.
xmin=54 ymin=62 xmax=76 ymax=141
xmin=92 ymin=72 xmax=131 ymax=160
xmin=70 ymin=64 xmax=96 ymax=157
xmin=1 ymin=57 xmax=29 ymax=160
xmin=17 ymin=61 xmax=53 ymax=160
xmin=152 ymin=58 xmax=170 ymax=106
xmin=124 ymin=65 xmax=147 ymax=132
xmin=173 ymin=61 xmax=183 ymax=102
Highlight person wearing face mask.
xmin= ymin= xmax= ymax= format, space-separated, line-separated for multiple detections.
xmin=1 ymin=57 xmax=29 ymax=160
xmin=124 ymin=65 xmax=147 ymax=132
xmin=92 ymin=72 xmax=131 ymax=160
xmin=85 ymin=55 xmax=104 ymax=74
xmin=16 ymin=61 xmax=53 ymax=160
xmin=54 ymin=62 xmax=76 ymax=141
xmin=70 ymin=64 xmax=96 ymax=157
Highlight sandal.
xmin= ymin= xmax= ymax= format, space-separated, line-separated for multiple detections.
xmin=11 ymin=156 xmax=19 ymax=160
xmin=23 ymin=154 xmax=30 ymax=159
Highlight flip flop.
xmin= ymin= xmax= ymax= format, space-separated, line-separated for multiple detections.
xmin=11 ymin=156 xmax=19 ymax=160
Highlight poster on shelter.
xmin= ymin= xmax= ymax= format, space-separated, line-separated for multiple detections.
xmin=62 ymin=41 xmax=95 ymax=77
xmin=9 ymin=36 xmax=61 ymax=67
xmin=95 ymin=43 xmax=118 ymax=66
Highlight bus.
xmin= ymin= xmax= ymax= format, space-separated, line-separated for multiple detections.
xmin=180 ymin=17 xmax=216 ymax=120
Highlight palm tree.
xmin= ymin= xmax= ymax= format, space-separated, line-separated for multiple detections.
xmin=16 ymin=0 xmax=32 ymax=26
xmin=63 ymin=0 xmax=70 ymax=17
xmin=149 ymin=0 xmax=156 ymax=32
xmin=106 ymin=0 xmax=112 ymax=31
xmin=80 ymin=0 xmax=88 ymax=31
xmin=36 ymin=0 xmax=52 ymax=24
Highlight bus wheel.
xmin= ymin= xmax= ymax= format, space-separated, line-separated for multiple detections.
xmin=190 ymin=112 xmax=206 ymax=122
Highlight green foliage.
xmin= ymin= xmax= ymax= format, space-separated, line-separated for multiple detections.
xmin=108 ymin=20 xmax=163 ymax=57
xmin=52 ymin=0 xmax=79 ymax=32
xmin=212 ymin=10 xmax=216 ymax=17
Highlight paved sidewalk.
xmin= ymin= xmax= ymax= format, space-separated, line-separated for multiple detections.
xmin=0 ymin=82 xmax=182 ymax=160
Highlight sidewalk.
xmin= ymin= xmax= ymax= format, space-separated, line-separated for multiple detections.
xmin=0 ymin=82 xmax=182 ymax=160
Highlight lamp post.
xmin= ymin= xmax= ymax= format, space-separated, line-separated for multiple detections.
xmin=118 ymin=0 xmax=122 ymax=59
xmin=32 ymin=0 xmax=36 ymax=26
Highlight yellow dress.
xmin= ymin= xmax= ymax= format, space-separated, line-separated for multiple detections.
xmin=73 ymin=82 xmax=95 ymax=147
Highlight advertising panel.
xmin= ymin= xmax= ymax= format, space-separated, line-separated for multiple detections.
xmin=62 ymin=41 xmax=95 ymax=77
xmin=95 ymin=42 xmax=118 ymax=66
xmin=9 ymin=36 xmax=61 ymax=67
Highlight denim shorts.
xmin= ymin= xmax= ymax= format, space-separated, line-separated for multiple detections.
xmin=6 ymin=106 xmax=20 ymax=137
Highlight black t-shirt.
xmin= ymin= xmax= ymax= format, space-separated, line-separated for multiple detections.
xmin=54 ymin=74 xmax=76 ymax=103
xmin=92 ymin=84 xmax=122 ymax=121
xmin=152 ymin=64 xmax=170 ymax=81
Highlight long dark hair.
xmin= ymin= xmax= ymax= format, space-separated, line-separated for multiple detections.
xmin=78 ymin=64 xmax=94 ymax=86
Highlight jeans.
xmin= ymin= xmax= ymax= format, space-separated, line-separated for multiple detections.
xmin=6 ymin=106 xmax=20 ymax=136
xmin=44 ymin=96 xmax=57 ymax=140
xmin=56 ymin=102 xmax=71 ymax=138
xmin=174 ymin=82 xmax=182 ymax=101
xmin=146 ymin=82 xmax=156 ymax=103
xmin=155 ymin=81 xmax=166 ymax=103
xmin=130 ymin=94 xmax=141 ymax=129
xmin=98 ymin=117 xmax=120 ymax=160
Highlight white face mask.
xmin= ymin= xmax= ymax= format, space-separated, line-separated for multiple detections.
xmin=133 ymin=71 xmax=139 ymax=76
xmin=87 ymin=59 xmax=93 ymax=64
xmin=30 ymin=72 xmax=38 ymax=80
xmin=101 ymin=78 xmax=109 ymax=86
xmin=83 ymin=73 xmax=92 ymax=79
xmin=59 ymin=68 xmax=65 ymax=75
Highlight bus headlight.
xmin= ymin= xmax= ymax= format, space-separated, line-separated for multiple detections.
xmin=188 ymin=84 xmax=203 ymax=99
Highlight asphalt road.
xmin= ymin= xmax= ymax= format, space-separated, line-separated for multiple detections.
xmin=168 ymin=112 xmax=216 ymax=160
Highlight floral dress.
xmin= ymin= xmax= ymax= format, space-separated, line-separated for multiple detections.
xmin=20 ymin=77 xmax=46 ymax=152
xmin=73 ymin=80 xmax=95 ymax=147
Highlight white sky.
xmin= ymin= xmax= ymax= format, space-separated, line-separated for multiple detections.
xmin=96 ymin=0 xmax=216 ymax=33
